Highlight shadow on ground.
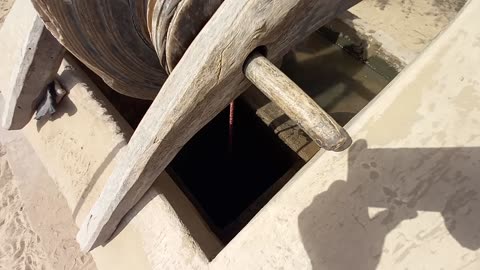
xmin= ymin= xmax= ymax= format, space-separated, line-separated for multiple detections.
xmin=299 ymin=139 xmax=480 ymax=270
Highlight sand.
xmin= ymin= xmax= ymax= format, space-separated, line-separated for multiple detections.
xmin=0 ymin=144 xmax=51 ymax=270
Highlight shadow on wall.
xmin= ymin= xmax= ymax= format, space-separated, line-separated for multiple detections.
xmin=298 ymin=140 xmax=480 ymax=270
xmin=35 ymin=69 xmax=81 ymax=131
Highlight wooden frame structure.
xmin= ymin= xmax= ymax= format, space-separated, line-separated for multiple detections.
xmin=76 ymin=0 xmax=358 ymax=251
xmin=2 ymin=0 xmax=360 ymax=252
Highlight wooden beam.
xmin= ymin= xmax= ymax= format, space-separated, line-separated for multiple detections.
xmin=0 ymin=0 xmax=64 ymax=130
xmin=77 ymin=0 xmax=360 ymax=251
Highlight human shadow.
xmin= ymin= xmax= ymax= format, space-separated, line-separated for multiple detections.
xmin=299 ymin=139 xmax=480 ymax=270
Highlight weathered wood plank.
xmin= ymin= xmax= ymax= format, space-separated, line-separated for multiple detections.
xmin=244 ymin=51 xmax=351 ymax=151
xmin=0 ymin=0 xmax=64 ymax=130
xmin=77 ymin=0 xmax=360 ymax=251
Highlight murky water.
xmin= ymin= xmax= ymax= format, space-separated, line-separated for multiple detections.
xmin=284 ymin=30 xmax=391 ymax=126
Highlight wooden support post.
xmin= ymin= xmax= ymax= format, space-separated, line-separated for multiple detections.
xmin=0 ymin=0 xmax=65 ymax=130
xmin=77 ymin=0 xmax=359 ymax=251
xmin=244 ymin=51 xmax=350 ymax=151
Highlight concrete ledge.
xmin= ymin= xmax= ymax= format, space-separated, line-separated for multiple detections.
xmin=325 ymin=0 xmax=466 ymax=72
xmin=23 ymin=55 xmax=131 ymax=224
xmin=14 ymin=55 xmax=221 ymax=269
xmin=211 ymin=1 xmax=480 ymax=268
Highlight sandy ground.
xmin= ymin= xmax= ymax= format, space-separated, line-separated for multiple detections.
xmin=0 ymin=144 xmax=51 ymax=270
xmin=0 ymin=128 xmax=97 ymax=270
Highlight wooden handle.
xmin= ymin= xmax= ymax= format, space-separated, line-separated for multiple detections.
xmin=244 ymin=52 xmax=351 ymax=151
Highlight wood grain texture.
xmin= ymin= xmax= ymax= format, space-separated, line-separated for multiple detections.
xmin=148 ymin=0 xmax=182 ymax=69
xmin=129 ymin=0 xmax=152 ymax=50
xmin=244 ymin=52 xmax=351 ymax=151
xmin=148 ymin=0 xmax=224 ymax=72
xmin=31 ymin=0 xmax=166 ymax=100
xmin=165 ymin=0 xmax=224 ymax=73
xmin=77 ymin=0 xmax=359 ymax=251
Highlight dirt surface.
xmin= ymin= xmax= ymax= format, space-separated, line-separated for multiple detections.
xmin=0 ymin=144 xmax=51 ymax=270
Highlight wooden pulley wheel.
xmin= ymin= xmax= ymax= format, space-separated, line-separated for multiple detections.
xmin=147 ymin=0 xmax=182 ymax=70
xmin=162 ymin=0 xmax=224 ymax=73
xmin=32 ymin=0 xmax=163 ymax=99
xmin=31 ymin=0 xmax=224 ymax=99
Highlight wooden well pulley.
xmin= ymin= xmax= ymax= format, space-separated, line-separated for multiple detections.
xmin=32 ymin=0 xmax=224 ymax=100
xmin=31 ymin=0 xmax=358 ymax=251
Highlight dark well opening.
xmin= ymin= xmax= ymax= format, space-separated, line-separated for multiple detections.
xmin=168 ymin=98 xmax=302 ymax=243
xmin=83 ymin=25 xmax=395 ymax=258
